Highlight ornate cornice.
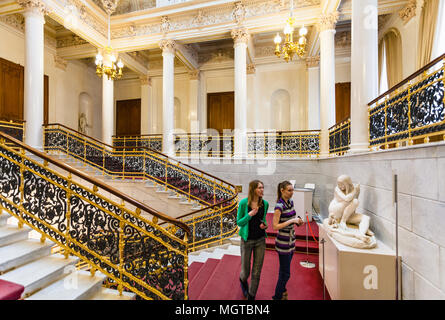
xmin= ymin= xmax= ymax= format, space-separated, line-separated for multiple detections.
xmin=231 ymin=28 xmax=249 ymax=45
xmin=317 ymin=11 xmax=339 ymax=32
xmin=54 ymin=55 xmax=68 ymax=70
xmin=232 ymin=1 xmax=246 ymax=26
xmin=399 ymin=0 xmax=417 ymax=24
xmin=159 ymin=39 xmax=176 ymax=54
xmin=17 ymin=0 xmax=49 ymax=16
xmin=100 ymin=0 xmax=120 ymax=15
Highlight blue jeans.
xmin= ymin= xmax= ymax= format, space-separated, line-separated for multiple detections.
xmin=273 ymin=252 xmax=294 ymax=300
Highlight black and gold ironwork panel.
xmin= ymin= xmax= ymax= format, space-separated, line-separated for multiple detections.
xmin=369 ymin=59 xmax=444 ymax=148
xmin=329 ymin=119 xmax=350 ymax=155
xmin=247 ymin=131 xmax=320 ymax=157
xmin=0 ymin=141 xmax=188 ymax=300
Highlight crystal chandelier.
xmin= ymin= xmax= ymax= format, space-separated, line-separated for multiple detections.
xmin=95 ymin=7 xmax=123 ymax=80
xmin=274 ymin=0 xmax=308 ymax=62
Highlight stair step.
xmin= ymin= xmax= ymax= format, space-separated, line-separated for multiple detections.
xmin=0 ymin=239 xmax=53 ymax=273
xmin=188 ymin=258 xmax=220 ymax=300
xmin=0 ymin=225 xmax=31 ymax=247
xmin=197 ymin=255 xmax=241 ymax=300
xmin=89 ymin=288 xmax=136 ymax=300
xmin=0 ymin=212 xmax=10 ymax=227
xmin=188 ymin=262 xmax=204 ymax=283
xmin=26 ymin=270 xmax=107 ymax=300
xmin=0 ymin=253 xmax=78 ymax=298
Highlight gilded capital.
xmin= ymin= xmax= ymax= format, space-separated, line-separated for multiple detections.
xmin=306 ymin=56 xmax=320 ymax=68
xmin=140 ymin=75 xmax=152 ymax=86
xmin=247 ymin=63 xmax=256 ymax=74
xmin=17 ymin=0 xmax=48 ymax=16
xmin=317 ymin=11 xmax=339 ymax=32
xmin=231 ymin=28 xmax=249 ymax=45
xmin=188 ymin=69 xmax=200 ymax=80
xmin=399 ymin=0 xmax=417 ymax=24
xmin=159 ymin=39 xmax=176 ymax=54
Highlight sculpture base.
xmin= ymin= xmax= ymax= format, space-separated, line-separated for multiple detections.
xmin=322 ymin=218 xmax=377 ymax=249
xmin=319 ymin=223 xmax=400 ymax=300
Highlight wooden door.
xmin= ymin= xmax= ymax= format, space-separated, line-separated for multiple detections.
xmin=335 ymin=82 xmax=351 ymax=123
xmin=116 ymin=99 xmax=141 ymax=136
xmin=0 ymin=58 xmax=24 ymax=121
xmin=207 ymin=92 xmax=234 ymax=134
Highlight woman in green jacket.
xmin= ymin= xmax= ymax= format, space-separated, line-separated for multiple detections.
xmin=237 ymin=180 xmax=269 ymax=300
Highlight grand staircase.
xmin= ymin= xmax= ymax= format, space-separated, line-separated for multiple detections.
xmin=0 ymin=212 xmax=135 ymax=300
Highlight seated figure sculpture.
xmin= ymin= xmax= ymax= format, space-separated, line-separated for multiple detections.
xmin=323 ymin=175 xmax=377 ymax=249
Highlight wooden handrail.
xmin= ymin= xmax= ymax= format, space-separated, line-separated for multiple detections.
xmin=0 ymin=118 xmax=26 ymax=124
xmin=368 ymin=52 xmax=445 ymax=106
xmin=0 ymin=131 xmax=191 ymax=235
xmin=45 ymin=123 xmax=115 ymax=149
xmin=113 ymin=134 xmax=162 ymax=138
xmin=247 ymin=129 xmax=321 ymax=134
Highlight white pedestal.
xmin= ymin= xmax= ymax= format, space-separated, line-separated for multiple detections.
xmin=292 ymin=188 xmax=313 ymax=222
xmin=319 ymin=224 xmax=400 ymax=300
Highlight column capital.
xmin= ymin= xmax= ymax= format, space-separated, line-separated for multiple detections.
xmin=399 ymin=0 xmax=417 ymax=24
xmin=18 ymin=0 xmax=48 ymax=17
xmin=247 ymin=63 xmax=256 ymax=74
xmin=159 ymin=39 xmax=176 ymax=55
xmin=140 ymin=75 xmax=152 ymax=86
xmin=231 ymin=28 xmax=249 ymax=45
xmin=188 ymin=69 xmax=200 ymax=80
xmin=306 ymin=56 xmax=320 ymax=68
xmin=317 ymin=11 xmax=339 ymax=33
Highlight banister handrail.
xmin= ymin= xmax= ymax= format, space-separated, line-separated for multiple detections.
xmin=247 ymin=129 xmax=321 ymax=134
xmin=113 ymin=133 xmax=162 ymax=138
xmin=368 ymin=52 xmax=445 ymax=106
xmin=0 ymin=130 xmax=191 ymax=235
xmin=46 ymin=123 xmax=237 ymax=190
xmin=328 ymin=117 xmax=350 ymax=131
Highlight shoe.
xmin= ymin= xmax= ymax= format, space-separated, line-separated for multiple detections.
xmin=247 ymin=293 xmax=255 ymax=300
xmin=240 ymin=278 xmax=248 ymax=298
xmin=283 ymin=291 xmax=288 ymax=300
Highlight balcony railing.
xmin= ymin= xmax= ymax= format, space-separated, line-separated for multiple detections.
xmin=112 ymin=134 xmax=162 ymax=152
xmin=0 ymin=118 xmax=25 ymax=148
xmin=368 ymin=53 xmax=445 ymax=150
xmin=174 ymin=133 xmax=234 ymax=158
xmin=247 ymin=130 xmax=321 ymax=158
xmin=329 ymin=118 xmax=350 ymax=155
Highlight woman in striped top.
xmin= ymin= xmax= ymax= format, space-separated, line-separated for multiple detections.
xmin=272 ymin=181 xmax=303 ymax=300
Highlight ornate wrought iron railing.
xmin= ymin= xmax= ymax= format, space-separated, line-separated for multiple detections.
xmin=0 ymin=118 xmax=25 ymax=146
xmin=43 ymin=124 xmax=239 ymax=252
xmin=0 ymin=131 xmax=190 ymax=300
xmin=247 ymin=130 xmax=321 ymax=157
xmin=174 ymin=133 xmax=234 ymax=158
xmin=112 ymin=134 xmax=162 ymax=152
xmin=329 ymin=118 xmax=350 ymax=155
xmin=368 ymin=53 xmax=445 ymax=149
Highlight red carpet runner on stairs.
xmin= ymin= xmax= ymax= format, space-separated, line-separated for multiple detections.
xmin=189 ymin=214 xmax=330 ymax=300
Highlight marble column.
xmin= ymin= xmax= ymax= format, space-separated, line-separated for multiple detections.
xmin=102 ymin=75 xmax=114 ymax=145
xmin=160 ymin=39 xmax=176 ymax=156
xmin=350 ymin=0 xmax=378 ymax=153
xmin=140 ymin=75 xmax=152 ymax=134
xmin=231 ymin=28 xmax=249 ymax=158
xmin=306 ymin=56 xmax=321 ymax=130
xmin=188 ymin=70 xmax=200 ymax=133
xmin=20 ymin=0 xmax=46 ymax=150
xmin=318 ymin=12 xmax=338 ymax=157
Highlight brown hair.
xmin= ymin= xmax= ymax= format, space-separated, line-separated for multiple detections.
xmin=277 ymin=181 xmax=292 ymax=201
xmin=248 ymin=180 xmax=264 ymax=208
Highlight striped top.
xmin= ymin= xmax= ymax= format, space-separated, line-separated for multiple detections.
xmin=274 ymin=198 xmax=296 ymax=255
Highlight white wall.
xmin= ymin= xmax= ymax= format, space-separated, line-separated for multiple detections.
xmin=0 ymin=22 xmax=102 ymax=140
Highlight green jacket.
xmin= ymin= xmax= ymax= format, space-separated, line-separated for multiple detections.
xmin=237 ymin=197 xmax=269 ymax=241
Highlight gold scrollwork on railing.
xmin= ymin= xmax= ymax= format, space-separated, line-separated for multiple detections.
xmin=329 ymin=118 xmax=350 ymax=155
xmin=43 ymin=123 xmax=239 ymax=259
xmin=368 ymin=54 xmax=445 ymax=150
xmin=0 ymin=133 xmax=190 ymax=300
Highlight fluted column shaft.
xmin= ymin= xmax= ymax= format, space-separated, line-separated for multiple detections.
xmin=232 ymin=28 xmax=249 ymax=158
xmin=318 ymin=12 xmax=338 ymax=156
xmin=102 ymin=76 xmax=114 ymax=145
xmin=21 ymin=1 xmax=46 ymax=150
xmin=350 ymin=0 xmax=378 ymax=153
xmin=160 ymin=39 xmax=176 ymax=156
